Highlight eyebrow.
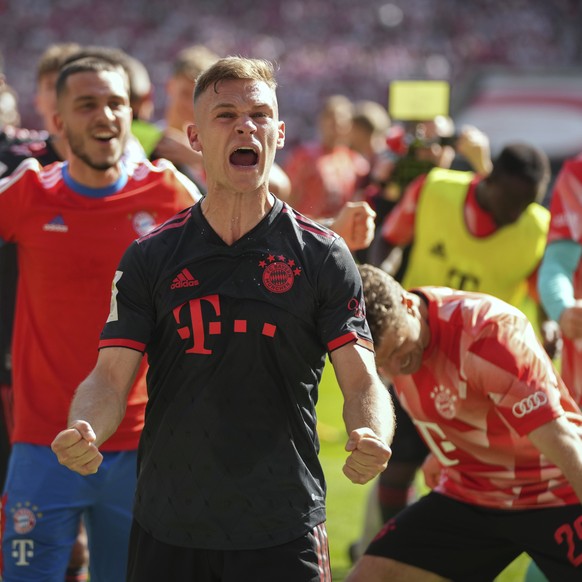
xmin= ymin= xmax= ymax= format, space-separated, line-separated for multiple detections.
xmin=72 ymin=94 xmax=128 ymax=104
xmin=212 ymin=101 xmax=272 ymax=111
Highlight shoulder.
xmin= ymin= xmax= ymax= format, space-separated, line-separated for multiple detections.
xmin=126 ymin=158 xmax=173 ymax=180
xmin=280 ymin=202 xmax=340 ymax=245
xmin=0 ymin=157 xmax=46 ymax=193
xmin=136 ymin=205 xmax=194 ymax=247
xmin=127 ymin=159 xmax=202 ymax=201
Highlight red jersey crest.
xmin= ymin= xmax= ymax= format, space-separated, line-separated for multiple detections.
xmin=259 ymin=253 xmax=301 ymax=294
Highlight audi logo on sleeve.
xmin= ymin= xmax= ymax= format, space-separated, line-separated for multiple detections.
xmin=512 ymin=391 xmax=549 ymax=418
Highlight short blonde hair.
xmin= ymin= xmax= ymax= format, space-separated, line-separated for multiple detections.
xmin=194 ymin=56 xmax=277 ymax=102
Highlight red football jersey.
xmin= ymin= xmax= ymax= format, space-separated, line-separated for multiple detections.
xmin=284 ymin=143 xmax=368 ymax=218
xmin=547 ymin=157 xmax=582 ymax=405
xmin=394 ymin=287 xmax=582 ymax=509
xmin=0 ymin=158 xmax=200 ymax=449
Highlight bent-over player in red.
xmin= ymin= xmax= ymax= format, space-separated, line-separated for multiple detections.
xmin=347 ymin=265 xmax=582 ymax=582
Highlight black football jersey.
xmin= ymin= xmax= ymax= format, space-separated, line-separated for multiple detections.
xmin=100 ymin=197 xmax=373 ymax=549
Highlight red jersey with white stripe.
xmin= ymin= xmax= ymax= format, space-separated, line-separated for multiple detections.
xmin=546 ymin=156 xmax=582 ymax=405
xmin=0 ymin=158 xmax=200 ymax=449
xmin=394 ymin=287 xmax=582 ymax=509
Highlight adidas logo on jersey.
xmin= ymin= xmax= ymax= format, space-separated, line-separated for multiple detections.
xmin=43 ymin=214 xmax=68 ymax=233
xmin=171 ymin=268 xmax=199 ymax=289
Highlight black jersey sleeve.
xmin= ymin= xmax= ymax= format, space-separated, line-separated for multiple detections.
xmin=99 ymin=241 xmax=156 ymax=352
xmin=316 ymin=238 xmax=373 ymax=353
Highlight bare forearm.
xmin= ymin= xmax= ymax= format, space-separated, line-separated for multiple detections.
xmin=529 ymin=417 xmax=582 ymax=503
xmin=67 ymin=347 xmax=142 ymax=447
xmin=343 ymin=375 xmax=395 ymax=446
xmin=552 ymin=432 xmax=582 ymax=504
xmin=68 ymin=376 xmax=128 ymax=447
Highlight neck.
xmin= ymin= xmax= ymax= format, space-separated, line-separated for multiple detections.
xmin=66 ymin=157 xmax=123 ymax=189
xmin=201 ymin=188 xmax=274 ymax=245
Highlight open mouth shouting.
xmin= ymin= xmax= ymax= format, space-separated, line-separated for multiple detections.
xmin=229 ymin=146 xmax=259 ymax=167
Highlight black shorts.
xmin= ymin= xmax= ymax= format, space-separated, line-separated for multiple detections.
xmin=366 ymin=491 xmax=582 ymax=581
xmin=127 ymin=519 xmax=331 ymax=582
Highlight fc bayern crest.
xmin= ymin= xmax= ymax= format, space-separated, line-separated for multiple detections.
xmin=431 ymin=385 xmax=458 ymax=419
xmin=259 ymin=253 xmax=301 ymax=294
xmin=132 ymin=211 xmax=157 ymax=236
xmin=12 ymin=504 xmax=41 ymax=534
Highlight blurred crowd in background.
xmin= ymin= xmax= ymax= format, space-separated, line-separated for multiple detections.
xmin=2 ymin=0 xmax=582 ymax=156
xmin=3 ymin=2 xmax=582 ymax=580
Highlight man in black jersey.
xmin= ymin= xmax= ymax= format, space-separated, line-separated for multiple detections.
xmin=52 ymin=56 xmax=395 ymax=582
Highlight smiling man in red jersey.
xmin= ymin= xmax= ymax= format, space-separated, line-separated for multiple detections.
xmin=0 ymin=57 xmax=200 ymax=582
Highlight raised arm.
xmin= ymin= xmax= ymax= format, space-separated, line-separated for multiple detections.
xmin=528 ymin=415 xmax=582 ymax=503
xmin=539 ymin=239 xmax=582 ymax=339
xmin=330 ymin=342 xmax=394 ymax=484
xmin=51 ymin=346 xmax=143 ymax=475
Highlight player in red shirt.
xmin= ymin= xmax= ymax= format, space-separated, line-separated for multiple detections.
xmin=0 ymin=57 xmax=200 ymax=581
xmin=284 ymin=94 xmax=369 ymax=219
xmin=347 ymin=265 xmax=582 ymax=581
xmin=539 ymin=155 xmax=582 ymax=407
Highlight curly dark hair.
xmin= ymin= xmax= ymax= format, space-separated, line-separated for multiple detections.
xmin=358 ymin=264 xmax=406 ymax=346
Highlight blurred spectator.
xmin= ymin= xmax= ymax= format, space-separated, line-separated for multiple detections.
xmin=0 ymin=80 xmax=20 ymax=130
xmin=31 ymin=43 xmax=82 ymax=161
xmin=285 ymin=94 xmax=369 ymax=218
xmin=372 ymin=141 xmax=550 ymax=334
xmin=350 ymin=99 xmax=391 ymax=165
xmin=153 ymin=44 xmax=219 ymax=187
xmin=349 ymin=99 xmax=394 ymax=262
xmin=2 ymin=0 xmax=582 ymax=157
xmin=120 ymin=52 xmax=160 ymax=156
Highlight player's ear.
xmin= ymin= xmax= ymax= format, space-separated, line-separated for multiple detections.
xmin=187 ymin=123 xmax=202 ymax=153
xmin=53 ymin=111 xmax=65 ymax=138
xmin=277 ymin=120 xmax=285 ymax=150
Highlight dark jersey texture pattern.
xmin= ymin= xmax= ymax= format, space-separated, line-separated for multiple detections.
xmin=100 ymin=197 xmax=373 ymax=550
